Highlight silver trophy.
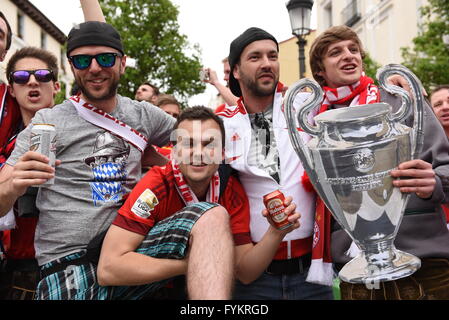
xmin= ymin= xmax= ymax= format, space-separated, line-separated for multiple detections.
xmin=284 ymin=64 xmax=424 ymax=284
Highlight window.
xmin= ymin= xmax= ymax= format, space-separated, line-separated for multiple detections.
xmin=17 ymin=13 xmax=24 ymax=39
xmin=324 ymin=2 xmax=333 ymax=29
xmin=60 ymin=47 xmax=66 ymax=72
xmin=342 ymin=0 xmax=361 ymax=27
xmin=40 ymin=31 xmax=47 ymax=49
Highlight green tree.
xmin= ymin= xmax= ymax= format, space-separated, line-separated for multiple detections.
xmin=100 ymin=0 xmax=205 ymax=104
xmin=401 ymin=0 xmax=449 ymax=93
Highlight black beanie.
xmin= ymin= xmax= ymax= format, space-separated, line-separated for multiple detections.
xmin=228 ymin=27 xmax=279 ymax=97
xmin=67 ymin=21 xmax=124 ymax=56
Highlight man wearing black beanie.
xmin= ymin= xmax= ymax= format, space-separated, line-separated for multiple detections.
xmin=216 ymin=27 xmax=335 ymax=300
xmin=0 ymin=11 xmax=237 ymax=301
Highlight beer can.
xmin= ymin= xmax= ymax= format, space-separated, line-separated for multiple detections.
xmin=30 ymin=124 xmax=56 ymax=185
xmin=263 ymin=190 xmax=293 ymax=230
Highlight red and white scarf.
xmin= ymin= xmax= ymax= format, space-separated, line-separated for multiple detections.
xmin=171 ymin=159 xmax=220 ymax=205
xmin=302 ymin=75 xmax=381 ymax=193
xmin=303 ymin=76 xmax=381 ymax=286
xmin=0 ymin=84 xmax=21 ymax=166
xmin=319 ymin=75 xmax=380 ymax=113
xmin=69 ymin=95 xmax=148 ymax=153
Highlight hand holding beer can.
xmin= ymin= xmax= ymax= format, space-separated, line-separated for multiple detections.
xmin=29 ymin=124 xmax=56 ymax=186
xmin=263 ymin=190 xmax=293 ymax=230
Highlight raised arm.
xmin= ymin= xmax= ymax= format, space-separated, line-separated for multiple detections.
xmin=80 ymin=0 xmax=106 ymax=22
xmin=203 ymin=68 xmax=239 ymax=107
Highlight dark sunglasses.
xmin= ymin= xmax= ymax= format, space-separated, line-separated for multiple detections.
xmin=9 ymin=69 xmax=55 ymax=84
xmin=68 ymin=53 xmax=121 ymax=70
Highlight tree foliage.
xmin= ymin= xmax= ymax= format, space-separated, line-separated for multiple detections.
xmin=363 ymin=52 xmax=381 ymax=84
xmin=100 ymin=0 xmax=205 ymax=104
xmin=401 ymin=0 xmax=449 ymax=93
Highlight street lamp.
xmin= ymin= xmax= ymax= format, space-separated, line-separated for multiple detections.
xmin=286 ymin=0 xmax=314 ymax=79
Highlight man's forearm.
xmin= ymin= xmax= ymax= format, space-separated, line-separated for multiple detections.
xmin=213 ymin=82 xmax=239 ymax=106
xmin=97 ymin=251 xmax=186 ymax=286
xmin=235 ymin=228 xmax=284 ymax=284
xmin=80 ymin=0 xmax=106 ymax=22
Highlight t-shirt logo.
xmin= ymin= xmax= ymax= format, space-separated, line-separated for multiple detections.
xmin=84 ymin=132 xmax=130 ymax=207
xmin=131 ymin=189 xmax=159 ymax=219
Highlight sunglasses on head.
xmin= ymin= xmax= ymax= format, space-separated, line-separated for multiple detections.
xmin=68 ymin=52 xmax=121 ymax=70
xmin=9 ymin=69 xmax=55 ymax=84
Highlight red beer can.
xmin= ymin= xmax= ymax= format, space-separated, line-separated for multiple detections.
xmin=263 ymin=190 xmax=293 ymax=230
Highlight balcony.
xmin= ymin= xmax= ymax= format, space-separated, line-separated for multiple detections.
xmin=342 ymin=0 xmax=361 ymax=27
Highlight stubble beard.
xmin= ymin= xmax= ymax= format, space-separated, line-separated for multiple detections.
xmin=241 ymin=73 xmax=278 ymax=97
xmin=78 ymin=77 xmax=120 ymax=102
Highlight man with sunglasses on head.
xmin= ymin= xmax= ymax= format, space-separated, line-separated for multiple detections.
xmin=0 ymin=47 xmax=60 ymax=300
xmin=0 ymin=21 xmax=176 ymax=300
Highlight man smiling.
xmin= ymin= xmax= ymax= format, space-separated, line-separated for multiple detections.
xmin=97 ymin=106 xmax=300 ymax=299
xmin=0 ymin=21 xmax=176 ymax=300
xmin=310 ymin=25 xmax=449 ymax=300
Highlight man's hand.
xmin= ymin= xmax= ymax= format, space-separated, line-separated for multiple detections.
xmin=10 ymin=151 xmax=59 ymax=196
xmin=261 ymin=195 xmax=301 ymax=234
xmin=390 ymin=159 xmax=435 ymax=199
xmin=387 ymin=75 xmax=428 ymax=97
xmin=202 ymin=68 xmax=220 ymax=86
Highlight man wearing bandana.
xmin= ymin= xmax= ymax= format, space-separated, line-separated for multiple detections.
xmin=0 ymin=21 xmax=176 ymax=300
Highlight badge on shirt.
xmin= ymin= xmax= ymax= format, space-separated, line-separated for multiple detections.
xmin=131 ymin=189 xmax=159 ymax=219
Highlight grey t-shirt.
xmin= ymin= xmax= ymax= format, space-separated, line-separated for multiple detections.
xmin=6 ymin=95 xmax=176 ymax=265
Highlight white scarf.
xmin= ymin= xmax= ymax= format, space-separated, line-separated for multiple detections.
xmin=69 ymin=95 xmax=148 ymax=153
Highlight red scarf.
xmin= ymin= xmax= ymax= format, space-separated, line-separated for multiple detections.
xmin=0 ymin=84 xmax=21 ymax=166
xmin=303 ymin=75 xmax=380 ymax=192
xmin=304 ymin=76 xmax=381 ymax=285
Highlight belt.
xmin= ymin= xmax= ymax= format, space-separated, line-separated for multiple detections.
xmin=265 ymin=252 xmax=312 ymax=275
xmin=39 ymin=255 xmax=91 ymax=280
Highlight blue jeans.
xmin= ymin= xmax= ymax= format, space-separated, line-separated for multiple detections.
xmin=233 ymin=268 xmax=334 ymax=300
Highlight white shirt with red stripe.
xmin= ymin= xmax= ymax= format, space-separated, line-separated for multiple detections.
xmin=217 ymin=83 xmax=316 ymax=260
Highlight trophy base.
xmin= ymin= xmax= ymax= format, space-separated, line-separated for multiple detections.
xmin=339 ymin=249 xmax=421 ymax=285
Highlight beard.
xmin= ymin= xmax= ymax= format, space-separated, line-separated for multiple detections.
xmin=239 ymin=71 xmax=278 ymax=97
xmin=77 ymin=76 xmax=120 ymax=102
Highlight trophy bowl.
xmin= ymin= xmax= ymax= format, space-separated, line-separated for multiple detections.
xmin=284 ymin=64 xmax=424 ymax=284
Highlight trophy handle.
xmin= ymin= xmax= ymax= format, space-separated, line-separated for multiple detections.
xmin=283 ymin=78 xmax=324 ymax=177
xmin=377 ymin=64 xmax=425 ymax=158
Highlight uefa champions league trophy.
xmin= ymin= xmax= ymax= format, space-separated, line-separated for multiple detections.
xmin=284 ymin=64 xmax=425 ymax=284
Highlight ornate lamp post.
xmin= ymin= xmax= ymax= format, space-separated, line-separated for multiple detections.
xmin=286 ymin=0 xmax=314 ymax=79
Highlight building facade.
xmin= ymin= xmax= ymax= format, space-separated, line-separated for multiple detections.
xmin=0 ymin=0 xmax=73 ymax=96
xmin=279 ymin=30 xmax=316 ymax=86
xmin=315 ymin=0 xmax=428 ymax=66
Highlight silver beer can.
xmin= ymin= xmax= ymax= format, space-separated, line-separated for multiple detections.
xmin=30 ymin=123 xmax=56 ymax=185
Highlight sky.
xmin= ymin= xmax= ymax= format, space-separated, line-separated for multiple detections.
xmin=29 ymin=0 xmax=316 ymax=106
